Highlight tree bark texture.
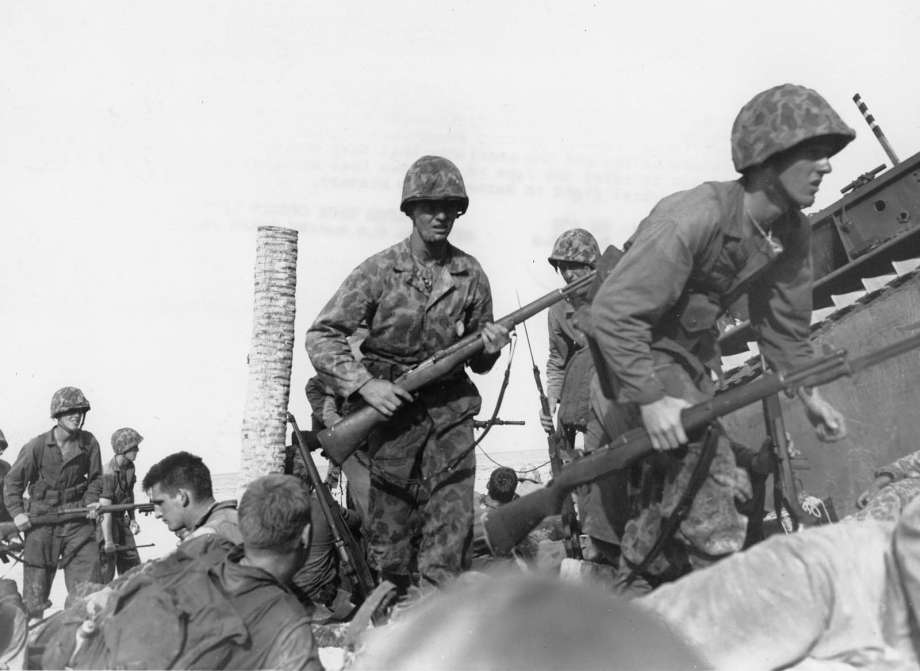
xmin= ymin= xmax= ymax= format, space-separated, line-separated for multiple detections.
xmin=240 ymin=226 xmax=298 ymax=488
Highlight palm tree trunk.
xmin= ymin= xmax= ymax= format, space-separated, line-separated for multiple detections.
xmin=240 ymin=226 xmax=298 ymax=487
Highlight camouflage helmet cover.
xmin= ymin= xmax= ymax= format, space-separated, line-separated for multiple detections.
xmin=548 ymin=228 xmax=600 ymax=268
xmin=731 ymin=83 xmax=856 ymax=173
xmin=400 ymin=155 xmax=469 ymax=214
xmin=50 ymin=386 xmax=91 ymax=418
xmin=111 ymin=427 xmax=144 ymax=454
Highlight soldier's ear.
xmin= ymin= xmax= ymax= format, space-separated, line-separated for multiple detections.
xmin=299 ymin=523 xmax=312 ymax=550
xmin=177 ymin=489 xmax=191 ymax=507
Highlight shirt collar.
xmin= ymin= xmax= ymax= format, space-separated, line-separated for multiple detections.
xmin=393 ymin=237 xmax=471 ymax=276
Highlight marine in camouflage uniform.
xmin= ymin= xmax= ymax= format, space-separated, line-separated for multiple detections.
xmin=588 ymin=84 xmax=853 ymax=587
xmin=3 ymin=387 xmax=103 ymax=618
xmin=851 ymin=450 xmax=920 ymax=522
xmin=306 ymin=155 xmax=509 ymax=591
xmin=96 ymin=427 xmax=143 ymax=583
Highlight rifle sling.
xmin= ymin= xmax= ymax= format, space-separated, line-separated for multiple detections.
xmin=625 ymin=425 xmax=720 ymax=584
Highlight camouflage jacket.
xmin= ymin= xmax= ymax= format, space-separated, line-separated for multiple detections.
xmin=3 ymin=428 xmax=102 ymax=519
xmin=306 ymin=237 xmax=499 ymax=399
xmin=591 ymin=180 xmax=814 ymax=404
xmin=546 ymin=300 xmax=588 ymax=403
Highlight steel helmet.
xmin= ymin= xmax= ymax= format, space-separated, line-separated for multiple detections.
xmin=731 ymin=83 xmax=856 ymax=173
xmin=50 ymin=387 xmax=91 ymax=418
xmin=111 ymin=427 xmax=144 ymax=454
xmin=400 ymin=155 xmax=469 ymax=214
xmin=548 ymin=228 xmax=600 ymax=268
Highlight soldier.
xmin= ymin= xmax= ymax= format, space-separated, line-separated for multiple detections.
xmin=306 ymin=155 xmax=510 ymax=594
xmin=96 ymin=427 xmax=143 ymax=583
xmin=3 ymin=386 xmax=103 ymax=619
xmin=544 ymin=228 xmax=626 ymax=564
xmin=141 ymin=451 xmax=242 ymax=547
xmin=544 ymin=228 xmax=602 ymax=429
xmin=37 ymin=474 xmax=324 ymax=671
xmin=588 ymin=84 xmax=853 ymax=588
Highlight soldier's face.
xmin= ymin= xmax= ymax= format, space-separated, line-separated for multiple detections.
xmin=554 ymin=261 xmax=593 ymax=285
xmin=56 ymin=411 xmax=85 ymax=433
xmin=408 ymin=200 xmax=461 ymax=243
xmin=772 ymin=139 xmax=835 ymax=209
xmin=147 ymin=483 xmax=188 ymax=533
xmin=117 ymin=448 xmax=139 ymax=466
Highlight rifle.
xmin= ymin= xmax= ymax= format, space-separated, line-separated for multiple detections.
xmin=518 ymin=300 xmax=582 ymax=560
xmin=0 ymin=502 xmax=155 ymax=538
xmin=313 ymin=271 xmax=597 ymax=466
xmin=288 ymin=412 xmax=376 ymax=603
xmin=483 ymin=330 xmax=920 ymax=555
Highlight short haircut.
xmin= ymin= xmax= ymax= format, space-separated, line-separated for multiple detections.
xmin=238 ymin=474 xmax=311 ymax=549
xmin=487 ymin=467 xmax=518 ymax=503
xmin=141 ymin=451 xmax=213 ymax=500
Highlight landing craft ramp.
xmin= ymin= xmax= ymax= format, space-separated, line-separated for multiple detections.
xmin=718 ymin=148 xmax=920 ymax=518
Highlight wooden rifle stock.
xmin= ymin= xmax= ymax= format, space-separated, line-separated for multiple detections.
xmin=317 ymin=271 xmax=597 ymax=466
xmin=484 ymin=331 xmax=920 ymax=555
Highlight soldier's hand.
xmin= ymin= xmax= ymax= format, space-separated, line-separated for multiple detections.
xmin=640 ymin=396 xmax=691 ymax=451
xmin=129 ymin=520 xmax=140 ymax=535
xmin=481 ymin=323 xmax=511 ymax=354
xmin=856 ymin=474 xmax=893 ymax=509
xmin=103 ymin=541 xmax=117 ymax=555
xmin=799 ymin=388 xmax=847 ymax=442
xmin=13 ymin=513 xmax=31 ymax=532
xmin=539 ymin=399 xmax=557 ymax=433
xmin=86 ymin=502 xmax=102 ymax=520
xmin=358 ymin=379 xmax=413 ymax=417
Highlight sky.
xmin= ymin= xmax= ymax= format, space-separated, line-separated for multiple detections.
xmin=2 ymin=1 xmax=919 ymax=483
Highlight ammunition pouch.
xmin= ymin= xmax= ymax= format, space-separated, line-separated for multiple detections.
xmin=28 ymin=480 xmax=88 ymax=508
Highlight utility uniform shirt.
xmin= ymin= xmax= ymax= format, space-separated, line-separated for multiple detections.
xmin=592 ymin=180 xmax=814 ymax=404
xmin=98 ymin=456 xmax=137 ymax=548
xmin=183 ymin=500 xmax=242 ymax=546
xmin=546 ymin=300 xmax=587 ymax=404
xmin=306 ymin=237 xmax=499 ymax=407
xmin=100 ymin=457 xmax=135 ymax=507
xmin=3 ymin=429 xmax=102 ymax=529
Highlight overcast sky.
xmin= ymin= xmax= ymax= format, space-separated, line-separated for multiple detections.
xmin=2 ymin=1 xmax=919 ymax=480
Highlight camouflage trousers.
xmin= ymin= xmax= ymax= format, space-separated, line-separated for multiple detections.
xmin=21 ymin=520 xmax=98 ymax=618
xmin=850 ymin=479 xmax=920 ymax=523
xmin=365 ymin=395 xmax=477 ymax=588
xmin=585 ymin=354 xmax=752 ymax=581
